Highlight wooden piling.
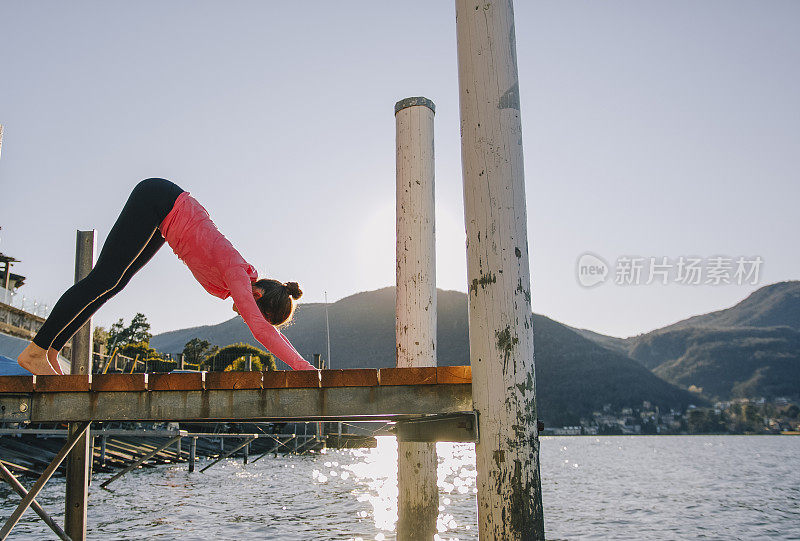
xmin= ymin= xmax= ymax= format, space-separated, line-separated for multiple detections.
xmin=65 ymin=230 xmax=95 ymax=541
xmin=189 ymin=437 xmax=197 ymax=473
xmin=88 ymin=435 xmax=95 ymax=486
xmin=394 ymin=96 xmax=438 ymax=541
xmin=455 ymin=1 xmax=545 ymax=538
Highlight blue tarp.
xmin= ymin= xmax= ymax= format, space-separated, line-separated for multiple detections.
xmin=0 ymin=354 xmax=31 ymax=375
xmin=0 ymin=332 xmax=70 ymax=374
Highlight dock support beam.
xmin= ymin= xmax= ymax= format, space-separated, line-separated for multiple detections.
xmin=0 ymin=462 xmax=70 ymax=541
xmin=65 ymin=230 xmax=96 ymax=541
xmin=1 ymin=422 xmax=90 ymax=541
xmin=456 ymin=1 xmax=545 ymax=538
xmin=395 ymin=96 xmax=439 ymax=541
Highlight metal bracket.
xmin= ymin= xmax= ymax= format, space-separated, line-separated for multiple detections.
xmin=393 ymin=411 xmax=478 ymax=443
xmin=0 ymin=395 xmax=31 ymax=423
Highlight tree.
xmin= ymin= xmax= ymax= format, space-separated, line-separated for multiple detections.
xmin=224 ymin=356 xmax=265 ymax=372
xmin=107 ymin=313 xmax=152 ymax=350
xmin=93 ymin=326 xmax=109 ymax=355
xmin=182 ymin=338 xmax=217 ymax=366
xmin=202 ymin=343 xmax=276 ymax=372
xmin=119 ymin=341 xmax=160 ymax=361
xmin=128 ymin=313 xmax=151 ymax=344
xmin=107 ymin=319 xmax=127 ymax=350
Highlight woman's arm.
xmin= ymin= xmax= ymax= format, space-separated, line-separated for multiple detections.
xmin=226 ymin=267 xmax=315 ymax=371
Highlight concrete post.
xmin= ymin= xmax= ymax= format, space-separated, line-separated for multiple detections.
xmin=455 ymin=1 xmax=545 ymax=538
xmin=65 ymin=230 xmax=96 ymax=541
xmin=395 ymin=96 xmax=438 ymax=541
xmin=245 ymin=354 xmax=252 ymax=372
xmin=189 ymin=437 xmax=197 ymax=473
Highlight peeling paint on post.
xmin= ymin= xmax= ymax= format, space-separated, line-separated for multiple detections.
xmin=395 ymin=97 xmax=438 ymax=540
xmin=455 ymin=1 xmax=545 ymax=539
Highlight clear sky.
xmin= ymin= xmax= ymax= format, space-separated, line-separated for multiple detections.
xmin=1 ymin=1 xmax=798 ymax=339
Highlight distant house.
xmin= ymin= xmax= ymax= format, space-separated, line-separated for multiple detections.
xmin=0 ymin=251 xmax=46 ymax=339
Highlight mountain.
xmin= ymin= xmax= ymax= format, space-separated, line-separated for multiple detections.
xmin=575 ymin=282 xmax=800 ymax=400
xmin=152 ymin=287 xmax=700 ymax=425
xmin=647 ymin=326 xmax=800 ymax=400
xmin=570 ymin=327 xmax=628 ymax=355
xmin=642 ymin=281 xmax=800 ymax=333
xmin=153 ymin=287 xmax=470 ymax=368
xmin=529 ymin=314 xmax=701 ymax=425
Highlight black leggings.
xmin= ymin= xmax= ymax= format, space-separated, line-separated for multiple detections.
xmin=33 ymin=178 xmax=184 ymax=351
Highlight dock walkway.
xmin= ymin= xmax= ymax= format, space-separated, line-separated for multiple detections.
xmin=0 ymin=366 xmax=472 ymax=423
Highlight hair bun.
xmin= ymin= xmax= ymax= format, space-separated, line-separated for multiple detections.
xmin=284 ymin=281 xmax=303 ymax=300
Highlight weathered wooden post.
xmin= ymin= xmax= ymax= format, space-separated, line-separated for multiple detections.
xmin=395 ymin=96 xmax=438 ymax=541
xmin=189 ymin=437 xmax=197 ymax=473
xmin=65 ymin=230 xmax=96 ymax=541
xmin=243 ymin=441 xmax=249 ymax=464
xmin=455 ymin=1 xmax=545 ymax=538
xmin=87 ymin=435 xmax=95 ymax=486
xmin=100 ymin=436 xmax=107 ymax=467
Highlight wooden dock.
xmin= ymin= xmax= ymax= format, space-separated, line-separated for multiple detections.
xmin=0 ymin=367 xmax=474 ymax=540
xmin=0 ymin=366 xmax=472 ymax=424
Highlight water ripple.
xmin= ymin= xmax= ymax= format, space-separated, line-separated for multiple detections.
xmin=0 ymin=436 xmax=797 ymax=539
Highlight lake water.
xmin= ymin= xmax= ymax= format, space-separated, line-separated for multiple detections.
xmin=1 ymin=435 xmax=798 ymax=540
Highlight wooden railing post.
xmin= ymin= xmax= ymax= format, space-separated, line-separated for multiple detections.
xmin=395 ymin=96 xmax=438 ymax=540
xmin=65 ymin=230 xmax=95 ymax=541
xmin=456 ymin=1 xmax=545 ymax=537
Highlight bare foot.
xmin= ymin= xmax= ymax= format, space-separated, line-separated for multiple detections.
xmin=17 ymin=342 xmax=56 ymax=375
xmin=47 ymin=348 xmax=64 ymax=375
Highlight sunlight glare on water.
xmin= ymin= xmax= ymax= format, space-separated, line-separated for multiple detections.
xmin=331 ymin=437 xmax=477 ymax=540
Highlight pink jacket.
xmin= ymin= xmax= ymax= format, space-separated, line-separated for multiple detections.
xmin=159 ymin=192 xmax=314 ymax=371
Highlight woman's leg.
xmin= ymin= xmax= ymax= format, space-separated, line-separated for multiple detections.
xmin=20 ymin=178 xmax=183 ymax=375
xmin=45 ymin=232 xmax=166 ymax=372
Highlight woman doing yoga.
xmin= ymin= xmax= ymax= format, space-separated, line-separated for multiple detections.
xmin=18 ymin=177 xmax=315 ymax=375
